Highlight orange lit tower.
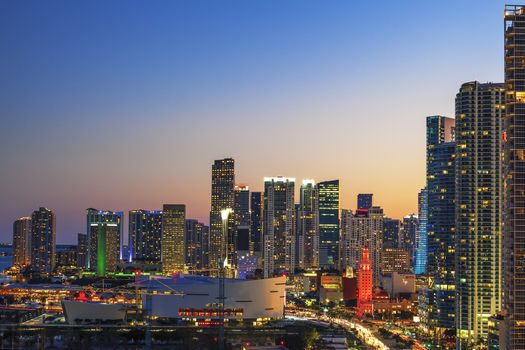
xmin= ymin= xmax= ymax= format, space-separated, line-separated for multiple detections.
xmin=357 ymin=247 xmax=373 ymax=317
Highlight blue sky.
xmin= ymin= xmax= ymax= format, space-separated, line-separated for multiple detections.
xmin=0 ymin=0 xmax=506 ymax=243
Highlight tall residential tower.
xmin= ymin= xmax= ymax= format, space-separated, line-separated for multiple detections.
xmin=455 ymin=81 xmax=504 ymax=348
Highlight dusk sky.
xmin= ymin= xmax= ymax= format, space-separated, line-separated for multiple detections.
xmin=0 ymin=1 xmax=504 ymax=244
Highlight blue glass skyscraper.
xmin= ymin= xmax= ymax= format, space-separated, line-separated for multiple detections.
xmin=415 ymin=188 xmax=428 ymax=275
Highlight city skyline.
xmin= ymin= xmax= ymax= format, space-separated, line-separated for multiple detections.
xmin=0 ymin=0 xmax=505 ymax=244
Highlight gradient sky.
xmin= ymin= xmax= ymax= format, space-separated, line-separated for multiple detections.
xmin=0 ymin=0 xmax=505 ymax=244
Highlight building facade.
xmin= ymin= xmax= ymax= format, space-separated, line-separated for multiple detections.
xmin=250 ymin=191 xmax=262 ymax=257
xmin=30 ymin=207 xmax=56 ymax=275
xmin=13 ymin=217 xmax=31 ymax=267
xmin=297 ymin=179 xmax=318 ymax=269
xmin=415 ymin=188 xmax=428 ymax=275
xmin=185 ymin=219 xmax=209 ymax=273
xmin=503 ymin=6 xmax=525 ymax=348
xmin=455 ymin=81 xmax=504 ymax=348
xmin=161 ymin=204 xmax=186 ymax=274
xmin=263 ymin=177 xmax=295 ymax=277
xmin=317 ymin=180 xmax=339 ymax=268
xmin=209 ymin=158 xmax=235 ymax=277
xmin=426 ymin=115 xmax=456 ymax=333
xmin=86 ymin=209 xmax=123 ymax=271
xmin=129 ymin=210 xmax=162 ymax=263
xmin=357 ymin=194 xmax=373 ymax=210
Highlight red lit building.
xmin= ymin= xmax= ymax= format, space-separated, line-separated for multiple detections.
xmin=357 ymin=248 xmax=373 ymax=317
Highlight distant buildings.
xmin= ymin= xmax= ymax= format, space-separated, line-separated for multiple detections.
xmin=250 ymin=191 xmax=262 ymax=257
xmin=161 ymin=204 xmax=186 ymax=274
xmin=357 ymin=194 xmax=373 ymax=210
xmin=317 ymin=180 xmax=339 ymax=268
xmin=297 ymin=179 xmax=318 ymax=269
xmin=414 ymin=188 xmax=428 ymax=274
xmin=233 ymin=184 xmax=250 ymax=263
xmin=381 ymin=247 xmax=411 ymax=275
xmin=263 ymin=176 xmax=295 ymax=277
xmin=129 ymin=210 xmax=162 ymax=263
xmin=455 ymin=81 xmax=504 ymax=347
xmin=185 ymin=219 xmax=209 ymax=273
xmin=13 ymin=217 xmax=31 ymax=267
xmin=76 ymin=233 xmax=87 ymax=268
xmin=401 ymin=214 xmax=418 ymax=267
xmin=209 ymin=158 xmax=235 ymax=277
xmin=382 ymin=218 xmax=400 ymax=249
xmin=30 ymin=207 xmax=56 ymax=275
xmin=426 ymin=115 xmax=456 ymax=333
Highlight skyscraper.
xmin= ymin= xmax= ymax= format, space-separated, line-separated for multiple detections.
xmin=250 ymin=192 xmax=262 ymax=257
xmin=13 ymin=217 xmax=31 ymax=267
xmin=382 ymin=218 xmax=401 ymax=249
xmin=357 ymin=194 xmax=373 ymax=210
xmin=415 ymin=188 xmax=428 ymax=275
xmin=298 ymin=179 xmax=319 ymax=269
xmin=426 ymin=115 xmax=456 ymax=334
xmin=455 ymin=81 xmax=504 ymax=348
xmin=317 ymin=180 xmax=339 ymax=268
xmin=30 ymin=207 xmax=56 ymax=275
xmin=357 ymin=248 xmax=373 ymax=317
xmin=209 ymin=158 xmax=235 ymax=277
xmin=503 ymin=7 xmax=525 ymax=348
xmin=401 ymin=214 xmax=419 ymax=267
xmin=161 ymin=204 xmax=186 ymax=274
xmin=129 ymin=210 xmax=162 ymax=263
xmin=233 ymin=184 xmax=250 ymax=259
xmin=77 ymin=233 xmax=87 ymax=268
xmin=339 ymin=209 xmax=353 ymax=272
xmin=263 ymin=177 xmax=295 ymax=277
xmin=340 ymin=206 xmax=384 ymax=286
xmin=185 ymin=219 xmax=208 ymax=273
xmin=86 ymin=209 xmax=123 ymax=274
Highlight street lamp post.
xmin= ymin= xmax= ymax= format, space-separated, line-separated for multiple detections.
xmin=219 ymin=209 xmax=231 ymax=350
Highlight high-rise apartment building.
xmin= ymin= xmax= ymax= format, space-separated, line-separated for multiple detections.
xmin=161 ymin=204 xmax=186 ymax=274
xmin=357 ymin=194 xmax=373 ymax=210
xmin=263 ymin=177 xmax=295 ymax=277
xmin=297 ymin=179 xmax=318 ymax=269
xmin=209 ymin=158 xmax=235 ymax=276
xmin=340 ymin=206 xmax=384 ymax=286
xmin=426 ymin=115 xmax=456 ymax=333
xmin=455 ymin=81 xmax=504 ymax=348
xmin=317 ymin=180 xmax=339 ymax=268
xmin=503 ymin=7 xmax=525 ymax=348
xmin=129 ymin=210 xmax=162 ymax=263
xmin=30 ymin=207 xmax=56 ymax=275
xmin=415 ymin=188 xmax=428 ymax=275
xmin=13 ymin=217 xmax=31 ymax=267
xmin=250 ymin=192 xmax=262 ymax=256
xmin=86 ymin=209 xmax=123 ymax=275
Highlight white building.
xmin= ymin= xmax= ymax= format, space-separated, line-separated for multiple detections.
xmin=137 ymin=274 xmax=286 ymax=320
